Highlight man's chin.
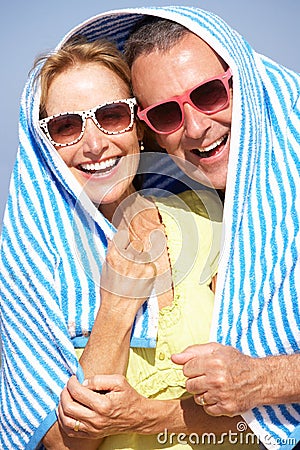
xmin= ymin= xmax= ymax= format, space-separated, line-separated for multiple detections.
xmin=169 ymin=153 xmax=227 ymax=191
xmin=169 ymin=155 xmax=210 ymax=187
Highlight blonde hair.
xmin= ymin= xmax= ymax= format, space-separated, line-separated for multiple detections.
xmin=34 ymin=36 xmax=131 ymax=118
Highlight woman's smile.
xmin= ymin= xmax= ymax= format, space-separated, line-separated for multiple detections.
xmin=78 ymin=156 xmax=121 ymax=177
xmin=45 ymin=62 xmax=141 ymax=207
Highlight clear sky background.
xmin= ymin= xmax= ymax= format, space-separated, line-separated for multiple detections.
xmin=1 ymin=0 xmax=300 ymax=230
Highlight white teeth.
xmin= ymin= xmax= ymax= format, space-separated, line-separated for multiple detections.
xmin=80 ymin=157 xmax=117 ymax=172
xmin=198 ymin=136 xmax=226 ymax=152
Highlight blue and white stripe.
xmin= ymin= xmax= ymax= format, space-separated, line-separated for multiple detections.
xmin=1 ymin=5 xmax=299 ymax=449
xmin=0 ymin=14 xmax=158 ymax=449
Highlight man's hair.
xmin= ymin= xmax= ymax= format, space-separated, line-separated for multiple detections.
xmin=124 ymin=17 xmax=190 ymax=67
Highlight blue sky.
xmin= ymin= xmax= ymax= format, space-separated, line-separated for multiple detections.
xmin=1 ymin=0 xmax=300 ymax=228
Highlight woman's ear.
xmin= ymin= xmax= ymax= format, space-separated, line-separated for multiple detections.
xmin=136 ymin=120 xmax=145 ymax=141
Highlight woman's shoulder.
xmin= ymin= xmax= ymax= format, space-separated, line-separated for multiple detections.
xmin=153 ymin=189 xmax=223 ymax=222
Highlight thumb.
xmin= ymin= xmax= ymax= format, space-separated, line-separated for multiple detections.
xmin=83 ymin=374 xmax=124 ymax=392
xmin=171 ymin=349 xmax=197 ymax=365
xmin=171 ymin=344 xmax=207 ymax=364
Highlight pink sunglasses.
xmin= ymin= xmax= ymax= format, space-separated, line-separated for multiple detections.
xmin=137 ymin=68 xmax=232 ymax=134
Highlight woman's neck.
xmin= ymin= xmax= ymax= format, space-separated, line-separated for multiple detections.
xmin=99 ymin=183 xmax=137 ymax=224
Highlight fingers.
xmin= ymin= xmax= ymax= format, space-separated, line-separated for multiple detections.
xmin=195 ymin=393 xmax=208 ymax=407
xmin=185 ymin=375 xmax=206 ymax=394
xmin=102 ymin=230 xmax=157 ymax=300
xmin=107 ymin=229 xmax=156 ymax=270
xmin=57 ymin=376 xmax=113 ymax=438
xmin=171 ymin=344 xmax=209 ymax=374
xmin=109 ymin=215 xmax=166 ymax=265
xmin=82 ymin=374 xmax=126 ymax=392
xmin=129 ymin=239 xmax=144 ymax=253
xmin=175 ymin=344 xmax=254 ymax=416
xmin=58 ymin=385 xmax=91 ymax=436
xmin=202 ymin=404 xmax=227 ymax=417
xmin=62 ymin=376 xmax=107 ymax=410
xmin=173 ymin=343 xmax=227 ymax=377
xmin=57 ymin=374 xmax=135 ymax=438
xmin=147 ymin=261 xmax=157 ymax=277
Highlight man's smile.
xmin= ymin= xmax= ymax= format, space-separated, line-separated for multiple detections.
xmin=191 ymin=135 xmax=228 ymax=159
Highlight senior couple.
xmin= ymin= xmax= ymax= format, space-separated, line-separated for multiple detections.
xmin=0 ymin=5 xmax=299 ymax=450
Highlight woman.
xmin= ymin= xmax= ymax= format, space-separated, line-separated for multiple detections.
xmin=0 ymin=34 xmax=244 ymax=449
xmin=0 ymin=37 xmax=153 ymax=449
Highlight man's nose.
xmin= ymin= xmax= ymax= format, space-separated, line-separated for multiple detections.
xmin=182 ymin=103 xmax=211 ymax=139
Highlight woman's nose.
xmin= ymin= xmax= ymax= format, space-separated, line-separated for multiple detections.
xmin=82 ymin=117 xmax=109 ymax=156
xmin=182 ymin=103 xmax=211 ymax=139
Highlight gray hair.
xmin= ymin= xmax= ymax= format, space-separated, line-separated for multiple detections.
xmin=124 ymin=17 xmax=189 ymax=67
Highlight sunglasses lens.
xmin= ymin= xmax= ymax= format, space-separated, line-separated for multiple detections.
xmin=147 ymin=101 xmax=182 ymax=133
xmin=190 ymin=79 xmax=228 ymax=113
xmin=96 ymin=103 xmax=132 ymax=133
xmin=47 ymin=114 xmax=83 ymax=145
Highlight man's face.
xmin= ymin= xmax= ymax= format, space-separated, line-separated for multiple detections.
xmin=131 ymin=32 xmax=232 ymax=190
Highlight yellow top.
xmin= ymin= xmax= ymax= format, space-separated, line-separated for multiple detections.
xmin=123 ymin=190 xmax=221 ymax=403
xmin=79 ymin=190 xmax=258 ymax=450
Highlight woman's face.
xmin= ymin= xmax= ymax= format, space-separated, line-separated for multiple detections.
xmin=44 ymin=63 xmax=141 ymax=210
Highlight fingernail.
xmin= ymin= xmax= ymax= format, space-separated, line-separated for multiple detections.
xmin=82 ymin=379 xmax=88 ymax=386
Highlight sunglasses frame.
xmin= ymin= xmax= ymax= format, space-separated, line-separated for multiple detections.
xmin=137 ymin=68 xmax=232 ymax=134
xmin=39 ymin=97 xmax=137 ymax=147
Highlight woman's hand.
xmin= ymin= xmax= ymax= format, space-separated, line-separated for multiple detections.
xmin=57 ymin=375 xmax=148 ymax=439
xmin=101 ymin=229 xmax=157 ymax=306
xmin=103 ymin=192 xmax=168 ymax=302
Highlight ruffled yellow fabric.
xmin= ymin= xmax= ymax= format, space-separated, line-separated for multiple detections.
xmin=123 ymin=191 xmax=219 ymax=401
xmin=81 ymin=191 xmax=257 ymax=449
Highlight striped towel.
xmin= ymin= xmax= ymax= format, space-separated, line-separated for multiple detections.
xmin=1 ymin=5 xmax=299 ymax=449
xmin=0 ymin=22 xmax=159 ymax=450
xmin=58 ymin=5 xmax=300 ymax=450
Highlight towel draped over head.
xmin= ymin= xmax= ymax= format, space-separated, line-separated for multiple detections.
xmin=1 ymin=5 xmax=300 ymax=449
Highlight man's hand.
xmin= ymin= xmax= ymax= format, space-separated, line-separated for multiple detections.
xmin=172 ymin=343 xmax=264 ymax=416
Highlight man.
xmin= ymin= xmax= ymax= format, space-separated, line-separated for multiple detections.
xmin=124 ymin=8 xmax=300 ymax=423
xmin=126 ymin=17 xmax=231 ymax=192
xmin=61 ymin=6 xmax=300 ymax=449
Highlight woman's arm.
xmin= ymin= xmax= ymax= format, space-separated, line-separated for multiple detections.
xmin=57 ymin=374 xmax=250 ymax=440
xmin=42 ymin=233 xmax=156 ymax=449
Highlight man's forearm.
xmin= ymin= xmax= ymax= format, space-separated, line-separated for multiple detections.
xmin=256 ymin=353 xmax=300 ymax=406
